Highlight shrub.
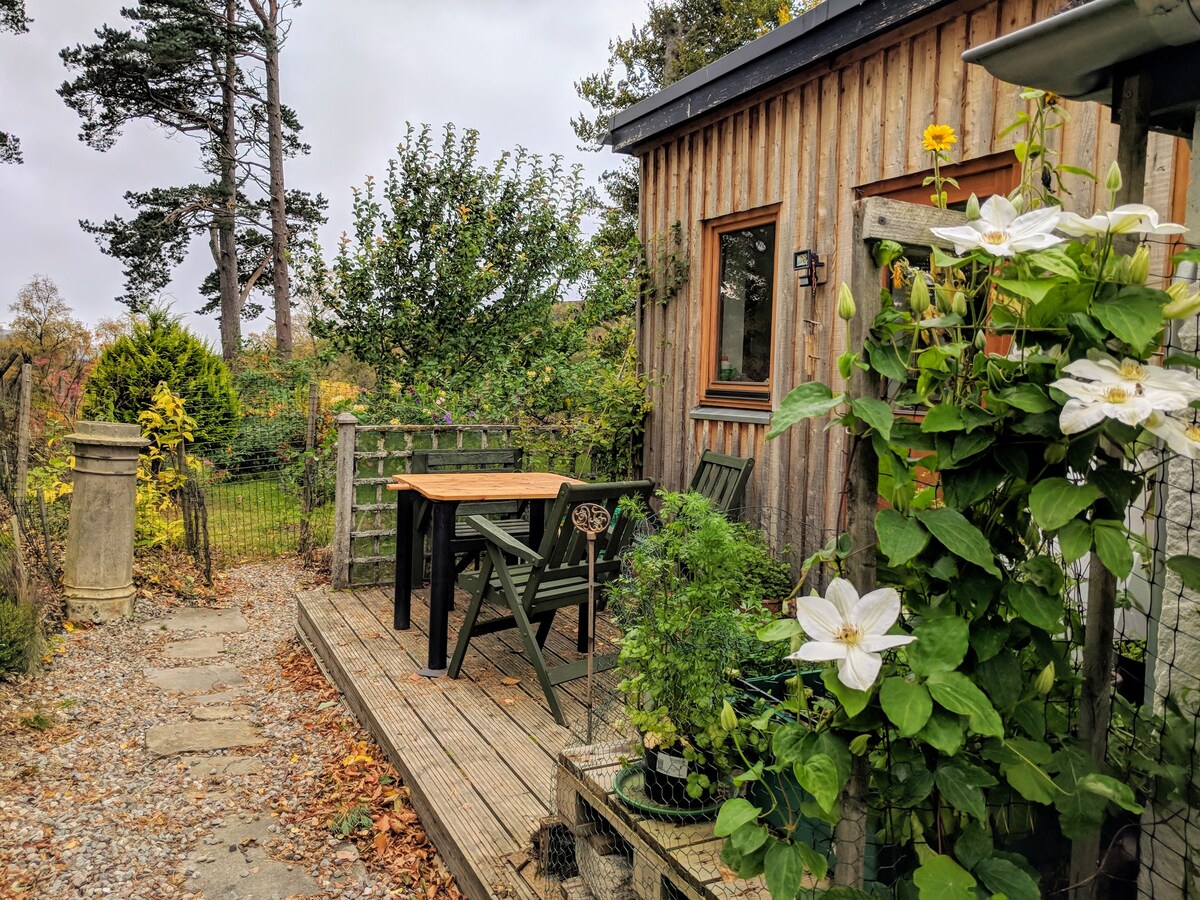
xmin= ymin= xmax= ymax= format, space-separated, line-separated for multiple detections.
xmin=0 ymin=556 xmax=41 ymax=678
xmin=81 ymin=310 xmax=238 ymax=446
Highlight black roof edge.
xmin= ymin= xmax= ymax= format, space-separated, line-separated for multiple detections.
xmin=609 ymin=0 xmax=953 ymax=154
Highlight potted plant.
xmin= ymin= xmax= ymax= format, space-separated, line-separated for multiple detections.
xmin=608 ymin=491 xmax=788 ymax=811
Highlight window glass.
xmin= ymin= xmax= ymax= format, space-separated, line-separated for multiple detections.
xmin=715 ymin=222 xmax=775 ymax=385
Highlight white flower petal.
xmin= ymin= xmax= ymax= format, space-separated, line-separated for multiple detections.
xmin=789 ymin=641 xmax=848 ymax=662
xmin=980 ymin=195 xmax=1018 ymax=228
xmin=1051 ymin=377 xmax=1107 ymax=401
xmin=793 ymin=595 xmax=842 ymax=642
xmin=1059 ymin=398 xmax=1109 ymax=434
xmin=1063 ymin=357 xmax=1122 ymax=383
xmin=824 ymin=578 xmax=860 ymax=620
xmin=859 ymin=634 xmax=918 ymax=653
xmin=1009 ymin=206 xmax=1060 ymax=239
xmin=929 ymin=224 xmax=989 ymax=256
xmin=853 ymin=587 xmax=901 ymax=636
xmin=1145 ymin=414 xmax=1200 ymax=459
xmin=838 ymin=646 xmax=882 ymax=692
xmin=1106 ymin=396 xmax=1154 ymax=426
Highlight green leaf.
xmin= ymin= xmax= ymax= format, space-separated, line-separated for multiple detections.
xmin=994 ymin=278 xmax=1059 ymax=304
xmin=935 ymin=761 xmax=993 ymax=820
xmin=954 ymin=823 xmax=993 ymax=872
xmin=876 ymin=509 xmax=929 ymax=567
xmin=795 ymin=754 xmax=841 ymax=814
xmin=975 ymin=857 xmax=1041 ymax=900
xmin=1078 ymin=773 xmax=1143 ymax=813
xmin=970 ymin=621 xmax=1009 ymax=662
xmin=942 ymin=464 xmax=1005 ymax=508
xmin=926 ymin=671 xmax=1004 ymax=737
xmin=921 ymin=404 xmax=965 ymax=433
xmin=764 ymin=840 xmax=806 ymax=900
xmin=1058 ymin=164 xmax=1097 ymax=179
xmin=868 ymin=340 xmax=908 ymax=382
xmin=794 ymin=839 xmax=829 ymax=884
xmin=919 ymin=709 xmax=966 ymax=756
xmin=1057 ymin=519 xmax=1092 ymax=564
xmin=731 ymin=823 xmax=770 ymax=854
xmin=821 ymin=667 xmax=871 ymax=718
xmin=977 ymin=650 xmax=1025 ymax=709
xmin=1173 ymin=248 xmax=1200 ymax=267
xmin=990 ymin=738 xmax=1057 ymax=804
xmin=759 ymin=618 xmax=803 ymax=642
xmin=1029 ymin=478 xmax=1102 ymax=531
xmin=907 ymin=617 xmax=970 ymax=676
xmin=851 ymin=396 xmax=894 ymax=441
xmin=1052 ymin=745 xmax=1106 ymax=838
xmin=880 ymin=677 xmax=933 ymax=737
xmin=769 ymin=382 xmax=844 ymax=438
xmin=1025 ymin=247 xmax=1080 ymax=280
xmin=715 ymin=798 xmax=762 ymax=837
xmin=873 ymin=239 xmax=905 ymax=269
xmin=1094 ymin=286 xmax=1166 ymax=353
xmin=993 ymin=384 xmax=1056 ymax=413
xmin=771 ymin=723 xmax=810 ymax=767
xmin=1093 ymin=520 xmax=1134 ymax=579
xmin=1004 ymin=582 xmax=1064 ymax=634
xmin=914 ymin=853 xmax=977 ymax=899
xmin=1167 ymin=554 xmax=1200 ymax=591
xmin=914 ymin=508 xmax=1001 ymax=576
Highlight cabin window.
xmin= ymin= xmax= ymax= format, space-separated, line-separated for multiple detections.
xmin=701 ymin=207 xmax=778 ymax=409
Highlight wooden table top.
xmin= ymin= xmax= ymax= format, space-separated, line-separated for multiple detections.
xmin=388 ymin=471 xmax=585 ymax=501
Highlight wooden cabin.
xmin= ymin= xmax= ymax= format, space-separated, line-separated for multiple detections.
xmin=610 ymin=0 xmax=1191 ymax=555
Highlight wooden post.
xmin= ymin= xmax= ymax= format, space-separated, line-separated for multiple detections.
xmin=298 ymin=378 xmax=318 ymax=556
xmin=331 ymin=412 xmax=358 ymax=589
xmin=1113 ymin=73 xmax=1151 ymax=259
xmin=14 ymin=362 xmax=31 ymax=511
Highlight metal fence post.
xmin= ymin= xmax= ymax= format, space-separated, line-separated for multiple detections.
xmin=331 ymin=412 xmax=358 ymax=589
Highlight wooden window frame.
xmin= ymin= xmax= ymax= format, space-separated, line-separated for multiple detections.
xmin=700 ymin=205 xmax=781 ymax=411
xmin=856 ymin=152 xmax=1021 ymax=208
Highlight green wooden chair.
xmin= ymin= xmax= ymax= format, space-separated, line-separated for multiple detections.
xmin=688 ymin=449 xmax=755 ymax=513
xmin=447 ymin=478 xmax=655 ymax=726
xmin=408 ymin=448 xmax=526 ymax=586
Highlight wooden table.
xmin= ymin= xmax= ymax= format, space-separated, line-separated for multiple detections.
xmin=388 ymin=472 xmax=585 ymax=676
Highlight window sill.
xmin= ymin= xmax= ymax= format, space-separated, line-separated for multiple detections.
xmin=689 ymin=406 xmax=772 ymax=425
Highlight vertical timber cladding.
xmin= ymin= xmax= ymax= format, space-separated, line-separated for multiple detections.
xmin=634 ymin=0 xmax=1186 ymax=552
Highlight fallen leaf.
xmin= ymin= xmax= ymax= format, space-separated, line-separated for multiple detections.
xmin=374 ymin=815 xmax=391 ymax=832
xmin=373 ymin=831 xmax=389 ymax=854
xmin=499 ymin=677 xmax=521 ymax=686
xmin=363 ymin=631 xmax=380 ymax=639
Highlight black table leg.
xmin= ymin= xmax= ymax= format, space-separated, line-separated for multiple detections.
xmin=393 ymin=489 xmax=414 ymax=631
xmin=422 ymin=499 xmax=459 ymax=677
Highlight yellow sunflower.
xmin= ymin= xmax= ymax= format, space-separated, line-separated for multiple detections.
xmin=922 ymin=124 xmax=957 ymax=153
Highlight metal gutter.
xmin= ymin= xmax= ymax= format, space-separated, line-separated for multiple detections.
xmin=962 ymin=0 xmax=1200 ymax=103
xmin=608 ymin=0 xmax=954 ymax=154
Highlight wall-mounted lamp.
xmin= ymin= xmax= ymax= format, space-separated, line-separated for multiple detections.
xmin=793 ymin=249 xmax=827 ymax=287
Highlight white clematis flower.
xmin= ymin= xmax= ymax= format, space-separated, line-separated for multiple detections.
xmin=788 ymin=578 xmax=915 ymax=692
xmin=1050 ymin=377 xmax=1157 ymax=433
xmin=1057 ymin=203 xmax=1187 ymax=238
xmin=1061 ymin=356 xmax=1200 ymax=408
xmin=1144 ymin=412 xmax=1200 ymax=459
xmin=930 ymin=195 xmax=1063 ymax=258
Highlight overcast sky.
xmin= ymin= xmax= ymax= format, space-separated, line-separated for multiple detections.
xmin=0 ymin=0 xmax=645 ymax=344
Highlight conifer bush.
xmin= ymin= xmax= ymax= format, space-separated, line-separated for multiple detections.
xmin=82 ymin=310 xmax=238 ymax=446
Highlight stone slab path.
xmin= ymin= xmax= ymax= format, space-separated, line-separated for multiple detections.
xmin=0 ymin=562 xmax=457 ymax=899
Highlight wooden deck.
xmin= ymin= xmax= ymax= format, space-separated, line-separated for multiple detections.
xmin=295 ymin=584 xmax=626 ymax=900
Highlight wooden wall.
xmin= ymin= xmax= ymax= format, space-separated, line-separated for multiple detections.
xmin=634 ymin=0 xmax=1186 ymax=556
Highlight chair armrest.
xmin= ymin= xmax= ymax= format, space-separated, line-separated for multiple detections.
xmin=464 ymin=515 xmax=544 ymax=564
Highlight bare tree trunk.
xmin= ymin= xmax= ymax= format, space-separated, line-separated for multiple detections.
xmin=250 ymin=0 xmax=291 ymax=359
xmin=216 ymin=0 xmax=242 ymax=363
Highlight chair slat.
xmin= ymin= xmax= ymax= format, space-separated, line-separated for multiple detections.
xmin=687 ymin=449 xmax=755 ymax=513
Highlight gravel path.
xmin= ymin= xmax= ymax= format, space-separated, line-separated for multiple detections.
xmin=0 ymin=561 xmax=462 ymax=899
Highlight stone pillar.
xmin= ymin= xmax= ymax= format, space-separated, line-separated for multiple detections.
xmin=63 ymin=421 xmax=148 ymax=622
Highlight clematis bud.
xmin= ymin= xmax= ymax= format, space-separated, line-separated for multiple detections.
xmin=909 ymin=275 xmax=931 ymax=316
xmin=965 ymin=193 xmax=981 ymax=221
xmin=849 ymin=734 xmax=870 ymax=756
xmin=720 ymin=701 xmax=738 ymax=732
xmin=1164 ymin=282 xmax=1200 ymax=319
xmin=974 ymin=329 xmax=988 ymax=351
xmin=837 ymin=283 xmax=857 ymax=321
xmin=934 ymin=283 xmax=952 ymax=314
xmin=1105 ymin=160 xmax=1123 ymax=196
xmin=1129 ymin=245 xmax=1151 ymax=284
xmin=951 ymin=291 xmax=968 ymax=317
xmin=1035 ymin=662 xmax=1055 ymax=696
xmin=1044 ymin=441 xmax=1068 ymax=464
